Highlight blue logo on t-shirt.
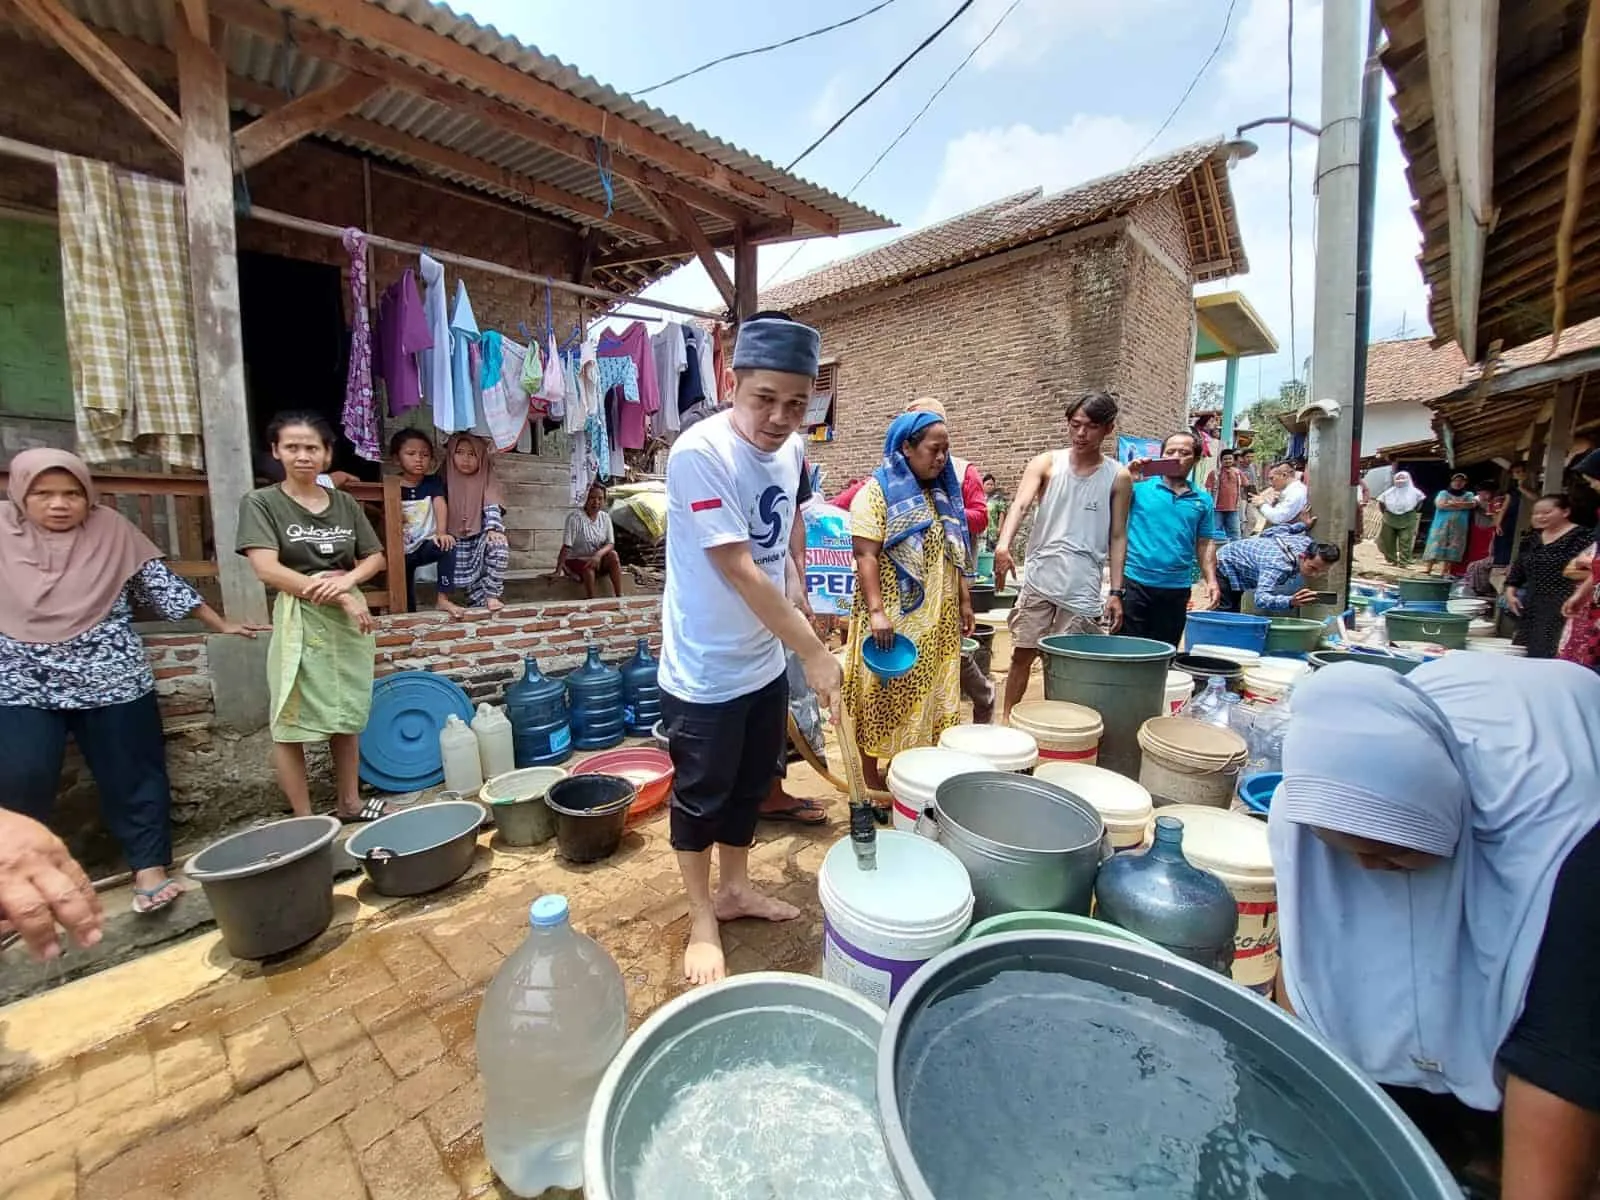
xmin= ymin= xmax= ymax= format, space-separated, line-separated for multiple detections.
xmin=752 ymin=485 xmax=790 ymax=549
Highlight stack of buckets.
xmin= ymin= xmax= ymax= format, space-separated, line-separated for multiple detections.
xmin=1239 ymin=657 xmax=1311 ymax=706
xmin=1007 ymin=700 xmax=1103 ymax=764
xmin=1150 ymin=805 xmax=1279 ymax=995
xmin=1136 ymin=715 xmax=1249 ymax=809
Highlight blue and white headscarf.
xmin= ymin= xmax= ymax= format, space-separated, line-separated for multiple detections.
xmin=1270 ymin=657 xmax=1600 ymax=1110
xmin=872 ymin=410 xmax=970 ymax=613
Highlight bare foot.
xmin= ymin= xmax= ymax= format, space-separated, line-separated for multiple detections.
xmin=485 ymin=597 xmax=505 ymax=613
xmin=713 ymin=883 xmax=800 ymax=924
xmin=437 ymin=600 xmax=466 ymax=620
xmin=684 ymin=910 xmax=725 ymax=986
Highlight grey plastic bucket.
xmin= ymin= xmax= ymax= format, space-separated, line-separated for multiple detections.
xmin=1039 ymin=634 xmax=1175 ymax=778
xmin=878 ymin=932 xmax=1461 ymax=1200
xmin=344 ymin=800 xmax=486 ymax=897
xmin=184 ymin=816 xmax=341 ymax=959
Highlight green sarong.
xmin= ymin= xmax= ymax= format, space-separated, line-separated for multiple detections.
xmin=268 ymin=590 xmax=376 ymax=742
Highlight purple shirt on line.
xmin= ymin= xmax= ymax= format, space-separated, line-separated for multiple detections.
xmin=377 ymin=268 xmax=433 ymax=416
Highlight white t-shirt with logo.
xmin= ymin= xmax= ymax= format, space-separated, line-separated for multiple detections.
xmin=659 ymin=411 xmax=803 ymax=704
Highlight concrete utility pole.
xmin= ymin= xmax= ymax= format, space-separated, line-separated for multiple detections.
xmin=1304 ymin=0 xmax=1367 ymax=593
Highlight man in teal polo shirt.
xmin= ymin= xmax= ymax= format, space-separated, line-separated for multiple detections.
xmin=1121 ymin=431 xmax=1223 ymax=646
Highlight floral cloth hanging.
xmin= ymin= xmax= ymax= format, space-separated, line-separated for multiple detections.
xmin=339 ymin=227 xmax=380 ymax=461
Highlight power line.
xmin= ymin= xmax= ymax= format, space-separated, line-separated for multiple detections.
xmin=631 ymin=0 xmax=901 ymax=98
xmin=785 ymin=0 xmax=980 ymax=172
xmin=1287 ymin=0 xmax=1298 ymax=381
xmin=1128 ymin=0 xmax=1239 ymax=164
xmin=762 ymin=0 xmax=1024 ymax=289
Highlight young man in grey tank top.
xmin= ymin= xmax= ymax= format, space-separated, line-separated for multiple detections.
xmin=992 ymin=392 xmax=1132 ymax=721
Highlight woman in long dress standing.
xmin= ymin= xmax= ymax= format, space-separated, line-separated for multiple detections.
xmin=1423 ymin=473 xmax=1477 ymax=575
xmin=237 ymin=412 xmax=387 ymax=820
xmin=843 ymin=410 xmax=975 ymax=794
xmin=1376 ymin=471 xmax=1427 ymax=567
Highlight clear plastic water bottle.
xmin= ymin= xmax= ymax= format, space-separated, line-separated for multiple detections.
xmin=1177 ymin=675 xmax=1232 ymax=727
xmin=476 ymin=895 xmax=628 ymax=1196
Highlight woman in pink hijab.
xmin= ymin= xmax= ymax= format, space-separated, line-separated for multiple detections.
xmin=0 ymin=449 xmax=262 ymax=914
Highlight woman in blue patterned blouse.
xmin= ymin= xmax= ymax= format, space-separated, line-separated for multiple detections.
xmin=0 ymin=450 xmax=264 ymax=914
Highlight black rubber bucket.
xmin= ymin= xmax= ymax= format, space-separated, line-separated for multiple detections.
xmin=1172 ymin=652 xmax=1245 ymax=695
xmin=969 ymin=583 xmax=996 ymax=613
xmin=545 ymin=774 xmax=636 ymax=863
xmin=968 ymin=625 xmax=997 ymax=676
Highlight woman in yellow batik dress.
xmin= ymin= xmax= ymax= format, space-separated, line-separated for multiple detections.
xmin=844 ymin=410 xmax=975 ymax=798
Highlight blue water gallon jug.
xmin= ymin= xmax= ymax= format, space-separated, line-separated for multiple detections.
xmin=1092 ymin=815 xmax=1238 ymax=976
xmin=619 ymin=638 xmax=661 ymax=736
xmin=566 ymin=645 xmax=626 ymax=751
xmin=505 ymin=656 xmax=573 ymax=766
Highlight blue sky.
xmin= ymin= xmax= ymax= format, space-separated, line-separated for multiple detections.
xmin=454 ymin=0 xmax=1430 ymax=408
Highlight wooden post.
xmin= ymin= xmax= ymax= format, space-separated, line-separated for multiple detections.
xmin=1543 ymin=378 xmax=1579 ymax=490
xmin=174 ymin=18 xmax=268 ymax=626
xmin=383 ymin=476 xmax=407 ymax=616
xmin=734 ymin=225 xmax=757 ymax=323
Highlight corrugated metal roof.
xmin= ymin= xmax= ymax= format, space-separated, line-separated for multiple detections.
xmin=5 ymin=0 xmax=891 ymax=294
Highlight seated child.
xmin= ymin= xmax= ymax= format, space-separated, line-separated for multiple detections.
xmin=391 ymin=429 xmax=460 ymax=616
xmin=439 ymin=432 xmax=508 ymax=613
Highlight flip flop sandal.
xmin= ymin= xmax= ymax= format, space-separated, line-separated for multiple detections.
xmin=759 ymin=798 xmax=828 ymax=825
xmin=131 ymin=882 xmax=182 ymax=914
xmin=340 ymin=797 xmax=389 ymax=823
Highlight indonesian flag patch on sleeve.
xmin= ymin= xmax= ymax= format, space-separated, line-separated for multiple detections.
xmin=690 ymin=498 xmax=723 ymax=512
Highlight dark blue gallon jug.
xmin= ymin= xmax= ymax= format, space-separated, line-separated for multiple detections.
xmin=504 ymin=656 xmax=573 ymax=766
xmin=1092 ymin=815 xmax=1238 ymax=976
xmin=566 ymin=644 xmax=626 ymax=751
xmin=620 ymin=638 xmax=661 ymax=736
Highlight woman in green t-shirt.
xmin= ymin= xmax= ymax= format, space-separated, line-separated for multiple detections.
xmin=237 ymin=412 xmax=387 ymax=820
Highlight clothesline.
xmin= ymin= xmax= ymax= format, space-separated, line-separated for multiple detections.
xmin=0 ymin=133 xmax=727 ymax=323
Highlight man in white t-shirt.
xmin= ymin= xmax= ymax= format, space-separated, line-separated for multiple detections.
xmin=1255 ymin=461 xmax=1310 ymax=529
xmin=660 ymin=313 xmax=843 ymax=987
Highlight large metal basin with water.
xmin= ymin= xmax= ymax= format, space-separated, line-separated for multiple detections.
xmin=925 ymin=771 xmax=1105 ymax=920
xmin=584 ymin=972 xmax=888 ymax=1199
xmin=184 ymin=815 xmax=341 ymax=959
xmin=879 ymin=932 xmax=1460 ymax=1199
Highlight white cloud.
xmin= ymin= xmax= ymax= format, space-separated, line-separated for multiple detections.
xmin=960 ymin=0 xmax=1171 ymax=69
xmin=918 ymin=115 xmax=1152 ymax=225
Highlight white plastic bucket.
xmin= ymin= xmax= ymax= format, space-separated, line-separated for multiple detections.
xmin=1035 ymin=761 xmax=1153 ymax=851
xmin=1153 ymin=804 xmax=1278 ymax=994
xmin=938 ymin=723 xmax=1039 ymax=773
xmin=1191 ymin=643 xmax=1262 ymax=669
xmin=1137 ymin=718 xmax=1247 ymax=810
xmin=1242 ymin=657 xmax=1308 ymax=705
xmin=1165 ymin=669 xmax=1192 ymax=714
xmin=819 ymin=831 xmax=974 ymax=1008
xmin=1008 ymin=700 xmax=1103 ymax=764
xmin=886 ymin=747 xmax=993 ymax=832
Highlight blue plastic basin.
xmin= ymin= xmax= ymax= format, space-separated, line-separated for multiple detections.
xmin=864 ymin=633 xmax=919 ymax=679
xmin=1237 ymin=771 xmax=1281 ymax=816
xmin=1183 ymin=610 xmax=1270 ymax=654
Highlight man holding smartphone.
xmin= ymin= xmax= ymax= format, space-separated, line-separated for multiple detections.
xmin=1121 ymin=431 xmax=1224 ymax=646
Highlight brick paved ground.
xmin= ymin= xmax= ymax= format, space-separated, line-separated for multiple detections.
xmin=1 ymin=803 xmax=838 ymax=1200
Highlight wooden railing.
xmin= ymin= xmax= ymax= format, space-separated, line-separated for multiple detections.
xmin=0 ymin=470 xmax=408 ymax=616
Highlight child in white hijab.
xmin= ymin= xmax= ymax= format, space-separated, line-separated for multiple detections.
xmin=1272 ymin=656 xmax=1600 ymax=1194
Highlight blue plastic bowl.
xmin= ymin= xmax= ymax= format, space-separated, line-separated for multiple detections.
xmin=862 ymin=633 xmax=918 ymax=679
xmin=1238 ymin=771 xmax=1282 ymax=816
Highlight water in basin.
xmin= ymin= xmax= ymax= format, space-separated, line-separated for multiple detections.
xmin=898 ymin=968 xmax=1379 ymax=1198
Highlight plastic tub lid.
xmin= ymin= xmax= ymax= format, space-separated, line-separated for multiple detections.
xmin=937 ymin=724 xmax=1039 ymax=770
xmin=1254 ymin=656 xmax=1311 ymax=683
xmin=1138 ymin=716 xmax=1248 ymax=765
xmin=887 ymin=747 xmax=995 ymax=799
xmin=359 ymin=671 xmax=474 ymax=792
xmin=820 ymin=830 xmax=973 ymax=933
xmin=1152 ymin=804 xmax=1273 ymax=879
xmin=1034 ymin=762 xmax=1152 ymax=825
xmin=1190 ymin=643 xmax=1261 ymax=666
xmin=1009 ymin=700 xmax=1103 ymax=739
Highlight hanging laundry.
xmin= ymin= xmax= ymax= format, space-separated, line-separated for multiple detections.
xmin=597 ymin=322 xmax=659 ymax=451
xmin=338 ymin=228 xmax=381 ymax=461
xmin=447 ymin=281 xmax=480 ymax=434
xmin=55 ymin=155 xmax=203 ymax=471
xmin=419 ymin=252 xmax=452 ymax=429
xmin=704 ymin=323 xmax=723 ymax=404
xmin=650 ymin=321 xmax=686 ymax=435
xmin=680 ymin=324 xmax=708 ymax=421
xmin=567 ymin=343 xmax=594 ymax=437
xmin=376 ymin=268 xmax=432 ymax=416
xmin=520 ymin=333 xmax=544 ymax=398
xmin=536 ymin=333 xmax=566 ymax=416
xmin=480 ymin=333 xmax=532 ymax=451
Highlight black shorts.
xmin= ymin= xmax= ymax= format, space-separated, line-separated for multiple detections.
xmin=1120 ymin=579 xmax=1191 ymax=647
xmin=1214 ymin=581 xmax=1245 ymax=614
xmin=1497 ymin=820 xmax=1600 ymax=1112
xmin=662 ymin=669 xmax=788 ymax=853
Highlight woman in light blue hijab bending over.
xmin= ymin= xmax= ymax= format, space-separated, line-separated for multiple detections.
xmin=1272 ymin=656 xmax=1600 ymax=1198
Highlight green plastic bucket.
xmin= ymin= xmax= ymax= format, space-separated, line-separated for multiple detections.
xmin=1385 ymin=609 xmax=1469 ymax=649
xmin=975 ymin=550 xmax=996 ymax=579
xmin=1039 ymin=635 xmax=1174 ymax=779
xmin=1307 ymin=650 xmax=1421 ymax=674
xmin=1264 ymin=617 xmax=1326 ymax=657
xmin=1397 ymin=577 xmax=1453 ymax=605
xmin=958 ymin=910 xmax=1164 ymax=951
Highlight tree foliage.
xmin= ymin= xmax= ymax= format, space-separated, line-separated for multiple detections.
xmin=1241 ymin=378 xmax=1306 ymax=464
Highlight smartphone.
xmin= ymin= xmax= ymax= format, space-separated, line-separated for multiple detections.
xmin=1146 ymin=457 xmax=1188 ymax=477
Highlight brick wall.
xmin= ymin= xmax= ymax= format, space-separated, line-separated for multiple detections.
xmin=797 ymin=221 xmax=1193 ymax=494
xmin=138 ymin=596 xmax=664 ymax=726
